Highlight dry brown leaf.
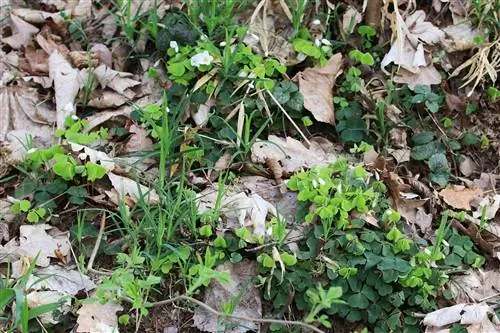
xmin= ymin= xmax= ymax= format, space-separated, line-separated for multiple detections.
xmin=473 ymin=173 xmax=497 ymax=191
xmin=449 ymin=269 xmax=500 ymax=303
xmin=12 ymin=8 xmax=64 ymax=24
xmin=439 ymin=186 xmax=483 ymax=210
xmin=93 ymin=64 xmax=141 ymax=96
xmin=1 ymin=14 xmax=39 ymax=49
xmin=87 ymin=90 xmax=130 ymax=109
xmin=193 ymin=261 xmax=261 ymax=333
xmin=295 ymin=53 xmax=343 ymax=124
xmin=393 ymin=65 xmax=442 ymax=89
xmin=27 ymin=291 xmax=72 ymax=325
xmin=445 ymin=93 xmax=466 ymax=112
xmin=251 ymin=135 xmax=339 ymax=173
xmin=424 ymin=303 xmax=498 ymax=329
xmin=76 ymin=301 xmax=123 ymax=333
xmin=0 ymin=224 xmax=70 ymax=267
xmin=27 ymin=265 xmax=96 ymax=294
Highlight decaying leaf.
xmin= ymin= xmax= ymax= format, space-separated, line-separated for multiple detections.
xmin=1 ymin=14 xmax=39 ymax=49
xmin=27 ymin=291 xmax=72 ymax=325
xmin=76 ymin=301 xmax=123 ymax=333
xmin=71 ymin=143 xmax=116 ymax=172
xmin=393 ymin=65 xmax=442 ymax=89
xmin=459 ymin=156 xmax=476 ymax=177
xmin=251 ymin=135 xmax=340 ymax=173
xmin=441 ymin=21 xmax=484 ymax=53
xmin=49 ymin=51 xmax=85 ymax=128
xmin=439 ymin=185 xmax=483 ymax=210
xmin=0 ymin=224 xmax=70 ymax=267
xmin=27 ymin=265 xmax=96 ymax=294
xmin=342 ymin=7 xmax=362 ymax=34
xmin=449 ymin=269 xmax=500 ymax=304
xmin=294 ymin=53 xmax=343 ymax=124
xmin=424 ymin=303 xmax=498 ymax=330
xmin=473 ymin=194 xmax=500 ymax=221
xmin=107 ymin=173 xmax=160 ymax=205
xmin=193 ymin=261 xmax=261 ymax=333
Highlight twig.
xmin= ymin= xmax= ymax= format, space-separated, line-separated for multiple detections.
xmin=266 ymin=90 xmax=311 ymax=147
xmin=123 ymin=295 xmax=325 ymax=333
xmin=87 ymin=213 xmax=106 ymax=271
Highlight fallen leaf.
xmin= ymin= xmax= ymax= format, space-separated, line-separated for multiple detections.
xmin=473 ymin=194 xmax=500 ymax=220
xmin=49 ymin=51 xmax=85 ymax=128
xmin=76 ymin=301 xmax=123 ymax=333
xmin=439 ymin=186 xmax=483 ymax=210
xmin=459 ymin=156 xmax=476 ymax=177
xmin=93 ymin=64 xmax=141 ymax=96
xmin=0 ymin=224 xmax=71 ymax=267
xmin=107 ymin=173 xmax=160 ymax=205
xmin=251 ymin=135 xmax=339 ymax=173
xmin=295 ymin=53 xmax=343 ymax=124
xmin=424 ymin=303 xmax=497 ymax=329
xmin=27 ymin=265 xmax=96 ymax=294
xmin=71 ymin=143 xmax=116 ymax=172
xmin=393 ymin=65 xmax=442 ymax=89
xmin=342 ymin=7 xmax=362 ymax=34
xmin=27 ymin=291 xmax=72 ymax=325
xmin=449 ymin=269 xmax=500 ymax=303
xmin=12 ymin=8 xmax=65 ymax=24
xmin=473 ymin=173 xmax=497 ymax=191
xmin=441 ymin=21 xmax=483 ymax=53
xmin=1 ymin=14 xmax=39 ymax=49
xmin=445 ymin=93 xmax=466 ymax=112
xmin=193 ymin=261 xmax=261 ymax=333
xmin=388 ymin=148 xmax=411 ymax=164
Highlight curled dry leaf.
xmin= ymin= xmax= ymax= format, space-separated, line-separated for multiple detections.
xmin=70 ymin=143 xmax=116 ymax=172
xmin=93 ymin=65 xmax=141 ymax=96
xmin=107 ymin=173 xmax=160 ymax=205
xmin=294 ymin=53 xmax=343 ymax=124
xmin=76 ymin=301 xmax=123 ymax=333
xmin=193 ymin=261 xmax=261 ymax=333
xmin=473 ymin=194 xmax=500 ymax=221
xmin=1 ymin=14 xmax=39 ymax=49
xmin=49 ymin=51 xmax=85 ymax=128
xmin=12 ymin=8 xmax=64 ymax=24
xmin=449 ymin=269 xmax=500 ymax=303
xmin=251 ymin=135 xmax=339 ymax=173
xmin=27 ymin=265 xmax=96 ymax=294
xmin=441 ymin=21 xmax=483 ymax=53
xmin=439 ymin=185 xmax=483 ymax=210
xmin=393 ymin=65 xmax=442 ymax=89
xmin=424 ymin=303 xmax=498 ymax=329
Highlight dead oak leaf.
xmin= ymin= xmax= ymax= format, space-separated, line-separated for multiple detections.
xmin=439 ymin=185 xmax=483 ymax=210
xmin=76 ymin=301 xmax=123 ymax=333
xmin=294 ymin=53 xmax=343 ymax=124
xmin=1 ymin=14 xmax=39 ymax=49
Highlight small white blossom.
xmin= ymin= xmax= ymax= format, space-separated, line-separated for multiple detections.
xmin=385 ymin=209 xmax=393 ymax=215
xmin=219 ymin=41 xmax=226 ymax=47
xmin=314 ymin=38 xmax=321 ymax=47
xmin=321 ymin=38 xmax=332 ymax=46
xmin=442 ymin=239 xmax=449 ymax=247
xmin=166 ymin=107 xmax=170 ymax=113
xmin=318 ymin=178 xmax=326 ymax=186
xmin=337 ymin=183 xmax=342 ymax=193
xmin=238 ymin=70 xmax=248 ymax=78
xmin=190 ymin=51 xmax=213 ymax=68
xmin=27 ymin=148 xmax=38 ymax=154
xmin=312 ymin=19 xmax=321 ymax=25
xmin=297 ymin=53 xmax=307 ymax=62
xmin=312 ymin=179 xmax=318 ymax=189
xmin=200 ymin=34 xmax=208 ymax=41
xmin=248 ymin=82 xmax=255 ymax=89
xmin=169 ymin=41 xmax=179 ymax=53
xmin=71 ymin=114 xmax=79 ymax=121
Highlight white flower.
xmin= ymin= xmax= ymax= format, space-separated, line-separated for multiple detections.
xmin=219 ymin=41 xmax=226 ymax=47
xmin=318 ymin=178 xmax=326 ymax=186
xmin=321 ymin=38 xmax=332 ymax=46
xmin=190 ymin=51 xmax=213 ymax=68
xmin=71 ymin=114 xmax=79 ymax=121
xmin=297 ymin=53 xmax=307 ymax=62
xmin=248 ymin=82 xmax=255 ymax=89
xmin=166 ymin=107 xmax=170 ymax=113
xmin=169 ymin=41 xmax=179 ymax=53
xmin=314 ymin=38 xmax=321 ymax=47
xmin=238 ymin=70 xmax=248 ymax=78
xmin=312 ymin=19 xmax=321 ymax=25
xmin=312 ymin=179 xmax=318 ymax=189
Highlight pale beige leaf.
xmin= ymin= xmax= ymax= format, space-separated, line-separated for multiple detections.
xmin=393 ymin=64 xmax=442 ymax=89
xmin=342 ymin=7 xmax=362 ymax=34
xmin=459 ymin=156 xmax=476 ymax=177
xmin=1 ymin=14 xmax=39 ymax=49
xmin=12 ymin=8 xmax=64 ymax=24
xmin=439 ymin=185 xmax=483 ymax=210
xmin=296 ymin=53 xmax=343 ymax=124
xmin=193 ymin=261 xmax=261 ymax=333
xmin=93 ymin=64 xmax=141 ymax=95
xmin=27 ymin=291 xmax=71 ymax=325
xmin=107 ymin=173 xmax=160 ymax=205
xmin=70 ymin=143 xmax=116 ymax=172
xmin=27 ymin=266 xmax=96 ymax=294
xmin=424 ymin=304 xmax=466 ymax=327
xmin=441 ymin=21 xmax=483 ymax=52
xmin=48 ymin=51 xmax=84 ymax=128
xmin=76 ymin=302 xmax=123 ymax=333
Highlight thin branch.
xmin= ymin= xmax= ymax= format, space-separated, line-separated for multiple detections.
xmin=123 ymin=295 xmax=325 ymax=333
xmin=87 ymin=213 xmax=106 ymax=271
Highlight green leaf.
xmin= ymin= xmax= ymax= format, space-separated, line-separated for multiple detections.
xmin=462 ymin=132 xmax=478 ymax=146
xmin=430 ymin=171 xmax=449 ymax=186
xmin=213 ymin=236 xmax=227 ymax=248
xmin=348 ymin=293 xmax=369 ymax=309
xmin=230 ymin=252 xmax=242 ymax=263
xmin=27 ymin=211 xmax=39 ymax=223
xmin=411 ymin=141 xmax=437 ymax=161
xmin=199 ymin=225 xmax=213 ymax=237
xmin=428 ymin=153 xmax=449 ymax=172
xmin=85 ymin=162 xmax=107 ymax=181
xmin=411 ymin=131 xmax=435 ymax=145
xmin=167 ymin=62 xmax=186 ymax=76
xmin=293 ymin=39 xmax=321 ymax=59
xmin=280 ymin=252 xmax=297 ymax=266
xmin=19 ymin=200 xmax=31 ymax=212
